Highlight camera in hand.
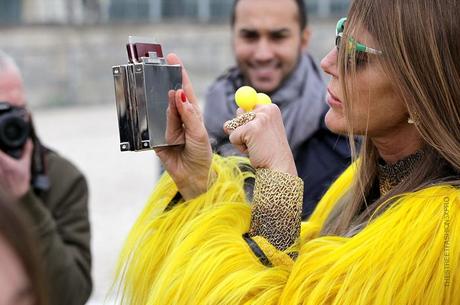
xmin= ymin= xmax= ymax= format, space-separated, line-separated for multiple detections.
xmin=0 ymin=102 xmax=30 ymax=159
xmin=112 ymin=36 xmax=183 ymax=152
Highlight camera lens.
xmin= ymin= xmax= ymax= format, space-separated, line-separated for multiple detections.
xmin=0 ymin=115 xmax=29 ymax=148
xmin=5 ymin=121 xmax=21 ymax=141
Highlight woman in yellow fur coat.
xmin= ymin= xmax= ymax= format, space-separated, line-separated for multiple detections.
xmin=115 ymin=0 xmax=460 ymax=304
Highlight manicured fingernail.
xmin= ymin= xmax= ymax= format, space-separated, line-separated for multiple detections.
xmin=181 ymin=92 xmax=187 ymax=103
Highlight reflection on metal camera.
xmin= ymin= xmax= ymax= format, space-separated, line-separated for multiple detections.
xmin=112 ymin=36 xmax=183 ymax=152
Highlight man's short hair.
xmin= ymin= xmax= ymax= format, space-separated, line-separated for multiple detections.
xmin=230 ymin=0 xmax=308 ymax=30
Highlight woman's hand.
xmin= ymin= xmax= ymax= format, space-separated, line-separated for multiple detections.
xmin=225 ymin=104 xmax=297 ymax=177
xmin=154 ymin=53 xmax=212 ymax=200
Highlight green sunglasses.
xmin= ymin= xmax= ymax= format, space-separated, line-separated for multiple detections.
xmin=336 ymin=17 xmax=383 ymax=55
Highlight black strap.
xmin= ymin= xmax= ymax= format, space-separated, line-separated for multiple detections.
xmin=29 ymin=117 xmax=50 ymax=194
xmin=165 ymin=192 xmax=184 ymax=211
xmin=242 ymin=233 xmax=272 ymax=267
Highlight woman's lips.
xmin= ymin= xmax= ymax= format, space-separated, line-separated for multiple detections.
xmin=327 ymin=88 xmax=343 ymax=107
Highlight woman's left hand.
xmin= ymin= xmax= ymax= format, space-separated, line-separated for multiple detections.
xmin=224 ymin=104 xmax=297 ymax=177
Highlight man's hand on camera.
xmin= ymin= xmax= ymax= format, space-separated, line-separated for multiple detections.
xmin=0 ymin=139 xmax=33 ymax=200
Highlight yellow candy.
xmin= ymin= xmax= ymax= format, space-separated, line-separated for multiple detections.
xmin=256 ymin=93 xmax=272 ymax=105
xmin=235 ymin=86 xmax=257 ymax=111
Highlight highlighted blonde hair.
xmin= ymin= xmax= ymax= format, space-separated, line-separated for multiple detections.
xmin=322 ymin=0 xmax=460 ymax=236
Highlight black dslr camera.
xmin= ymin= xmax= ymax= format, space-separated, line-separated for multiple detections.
xmin=0 ymin=102 xmax=30 ymax=159
xmin=112 ymin=36 xmax=183 ymax=152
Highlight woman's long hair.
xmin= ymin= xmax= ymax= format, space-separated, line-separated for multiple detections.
xmin=0 ymin=196 xmax=48 ymax=305
xmin=322 ymin=0 xmax=460 ymax=236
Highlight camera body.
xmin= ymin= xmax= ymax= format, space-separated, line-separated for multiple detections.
xmin=112 ymin=36 xmax=183 ymax=152
xmin=0 ymin=102 xmax=30 ymax=159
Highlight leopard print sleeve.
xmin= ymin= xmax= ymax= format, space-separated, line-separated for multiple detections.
xmin=248 ymin=168 xmax=304 ymax=252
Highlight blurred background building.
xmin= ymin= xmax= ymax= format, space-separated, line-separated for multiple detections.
xmin=0 ymin=0 xmax=350 ymax=108
xmin=0 ymin=1 xmax=349 ymax=304
xmin=1 ymin=0 xmax=349 ymax=25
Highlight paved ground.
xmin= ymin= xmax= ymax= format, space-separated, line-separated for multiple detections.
xmin=34 ymin=104 xmax=159 ymax=304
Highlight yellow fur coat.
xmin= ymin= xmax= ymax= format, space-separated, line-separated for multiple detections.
xmin=115 ymin=156 xmax=459 ymax=305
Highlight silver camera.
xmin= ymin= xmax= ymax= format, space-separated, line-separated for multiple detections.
xmin=112 ymin=36 xmax=183 ymax=152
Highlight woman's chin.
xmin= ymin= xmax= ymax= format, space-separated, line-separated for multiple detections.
xmin=325 ymin=109 xmax=348 ymax=135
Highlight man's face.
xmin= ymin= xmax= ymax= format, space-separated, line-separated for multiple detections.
xmin=0 ymin=65 xmax=26 ymax=108
xmin=232 ymin=0 xmax=309 ymax=94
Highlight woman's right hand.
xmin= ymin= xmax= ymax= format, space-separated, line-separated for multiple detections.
xmin=154 ymin=53 xmax=212 ymax=201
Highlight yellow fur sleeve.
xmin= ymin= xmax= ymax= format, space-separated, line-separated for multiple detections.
xmin=114 ymin=156 xmax=460 ymax=305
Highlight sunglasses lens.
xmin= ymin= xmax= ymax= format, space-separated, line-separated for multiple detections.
xmin=336 ymin=36 xmax=369 ymax=67
xmin=335 ymin=35 xmax=341 ymax=50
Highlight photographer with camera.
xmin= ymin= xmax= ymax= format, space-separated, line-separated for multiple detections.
xmin=0 ymin=51 xmax=92 ymax=305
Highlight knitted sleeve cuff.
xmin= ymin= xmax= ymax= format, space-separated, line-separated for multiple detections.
xmin=249 ymin=168 xmax=304 ymax=251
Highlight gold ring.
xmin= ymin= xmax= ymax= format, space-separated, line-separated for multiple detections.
xmin=224 ymin=112 xmax=256 ymax=131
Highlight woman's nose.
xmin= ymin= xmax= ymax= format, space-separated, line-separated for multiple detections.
xmin=320 ymin=48 xmax=339 ymax=78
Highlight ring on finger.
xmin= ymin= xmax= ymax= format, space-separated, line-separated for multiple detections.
xmin=224 ymin=112 xmax=256 ymax=131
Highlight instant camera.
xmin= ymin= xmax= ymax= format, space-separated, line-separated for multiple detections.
xmin=112 ymin=36 xmax=183 ymax=152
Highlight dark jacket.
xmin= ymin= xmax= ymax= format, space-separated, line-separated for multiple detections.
xmin=18 ymin=149 xmax=91 ymax=305
xmin=294 ymin=112 xmax=351 ymax=219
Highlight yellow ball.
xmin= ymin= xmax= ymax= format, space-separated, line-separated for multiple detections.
xmin=256 ymin=93 xmax=272 ymax=105
xmin=235 ymin=86 xmax=257 ymax=111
